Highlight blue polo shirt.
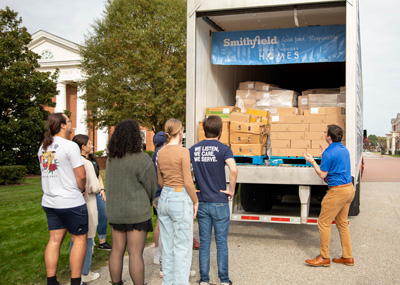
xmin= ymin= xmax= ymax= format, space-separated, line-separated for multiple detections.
xmin=189 ymin=139 xmax=234 ymax=203
xmin=320 ymin=142 xmax=352 ymax=187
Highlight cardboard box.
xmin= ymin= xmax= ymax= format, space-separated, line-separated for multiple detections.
xmin=308 ymin=94 xmax=345 ymax=107
xmin=291 ymin=140 xmax=311 ymax=149
xmin=311 ymin=140 xmax=329 ymax=149
xmin=255 ymin=81 xmax=278 ymax=91
xmin=231 ymin=144 xmax=267 ymax=156
xmin=325 ymin=115 xmax=346 ymax=125
xmin=270 ymin=124 xmax=290 ymax=132
xmin=206 ymin=106 xmax=240 ymax=115
xmin=304 ymin=115 xmax=326 ymax=124
xmin=304 ymin=107 xmax=345 ymax=115
xmin=270 ymin=132 xmax=305 ymax=140
xmin=271 ymin=148 xmax=306 ymax=157
xmin=306 ymin=148 xmax=322 ymax=157
xmin=235 ymin=89 xmax=258 ymax=99
xmin=305 ymin=132 xmax=325 ymax=140
xmin=198 ymin=130 xmax=205 ymax=142
xmin=276 ymin=107 xmax=298 ymax=116
xmin=340 ymin=86 xmax=346 ymax=93
xmin=230 ymin=112 xmax=251 ymax=123
xmin=289 ymin=124 xmax=309 ymax=132
xmin=238 ymin=81 xmax=255 ymax=90
xmin=230 ymin=121 xmax=267 ymax=134
xmin=298 ymin=95 xmax=309 ymax=107
xmin=235 ymin=97 xmax=257 ymax=112
xmin=271 ymin=115 xmax=304 ymax=124
xmin=230 ymin=133 xmax=267 ymax=144
xmin=219 ymin=131 xmax=230 ymax=144
xmin=249 ymin=115 xmax=262 ymax=123
xmin=309 ymin=124 xmax=327 ymax=132
xmin=302 ymin=88 xmax=340 ymax=95
xmin=270 ymin=140 xmax=290 ymax=148
xmin=199 ymin=121 xmax=230 ymax=133
xmin=246 ymin=108 xmax=269 ymax=117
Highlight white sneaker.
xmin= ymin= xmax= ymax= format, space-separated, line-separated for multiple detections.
xmin=190 ymin=270 xmax=196 ymax=278
xmin=81 ymin=271 xmax=100 ymax=282
xmin=200 ymin=282 xmax=210 ymax=285
xmin=221 ymin=281 xmax=232 ymax=285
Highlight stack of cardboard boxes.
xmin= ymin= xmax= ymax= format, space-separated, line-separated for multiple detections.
xmin=198 ymin=106 xmax=240 ymax=146
xmin=229 ymin=112 xmax=268 ymax=156
xmin=270 ymin=106 xmax=345 ymax=157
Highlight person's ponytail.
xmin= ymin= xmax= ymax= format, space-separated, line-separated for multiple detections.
xmin=42 ymin=113 xmax=66 ymax=151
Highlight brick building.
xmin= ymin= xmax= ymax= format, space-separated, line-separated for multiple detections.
xmin=27 ymin=30 xmax=156 ymax=152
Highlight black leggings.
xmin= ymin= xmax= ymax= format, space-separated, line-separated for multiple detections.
xmin=109 ymin=227 xmax=148 ymax=285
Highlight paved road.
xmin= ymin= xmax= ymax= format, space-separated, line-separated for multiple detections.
xmin=90 ymin=155 xmax=400 ymax=284
xmin=362 ymin=153 xmax=400 ymax=182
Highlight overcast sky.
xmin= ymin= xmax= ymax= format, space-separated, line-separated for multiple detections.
xmin=2 ymin=0 xmax=399 ymax=137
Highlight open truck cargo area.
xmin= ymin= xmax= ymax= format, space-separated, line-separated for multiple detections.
xmin=186 ymin=0 xmax=363 ymax=224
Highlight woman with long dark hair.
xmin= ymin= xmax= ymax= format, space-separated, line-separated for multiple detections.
xmin=71 ymin=134 xmax=105 ymax=282
xmin=157 ymin=118 xmax=199 ymax=285
xmin=105 ymin=119 xmax=157 ymax=285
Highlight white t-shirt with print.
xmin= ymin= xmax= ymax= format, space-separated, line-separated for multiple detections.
xmin=38 ymin=136 xmax=85 ymax=209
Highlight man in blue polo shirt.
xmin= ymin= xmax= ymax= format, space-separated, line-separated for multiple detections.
xmin=303 ymin=124 xmax=355 ymax=267
xmin=189 ymin=115 xmax=238 ymax=285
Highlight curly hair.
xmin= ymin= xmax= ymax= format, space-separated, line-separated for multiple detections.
xmin=107 ymin=119 xmax=142 ymax=159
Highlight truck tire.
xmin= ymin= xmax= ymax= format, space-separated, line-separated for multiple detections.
xmin=348 ymin=172 xmax=361 ymax=216
xmin=240 ymin=183 xmax=273 ymax=212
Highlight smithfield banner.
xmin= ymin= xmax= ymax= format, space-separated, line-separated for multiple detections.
xmin=211 ymin=25 xmax=345 ymax=65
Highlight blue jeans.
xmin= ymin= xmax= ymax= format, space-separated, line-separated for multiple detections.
xmin=158 ymin=186 xmax=193 ymax=285
xmin=69 ymin=237 xmax=93 ymax=275
xmin=197 ymin=202 xmax=230 ymax=283
xmin=96 ymin=193 xmax=107 ymax=240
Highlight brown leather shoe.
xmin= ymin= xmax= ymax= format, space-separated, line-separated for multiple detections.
xmin=305 ymin=255 xmax=330 ymax=267
xmin=332 ymin=257 xmax=354 ymax=266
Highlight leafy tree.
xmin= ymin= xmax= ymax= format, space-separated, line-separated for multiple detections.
xmin=80 ymin=0 xmax=187 ymax=132
xmin=368 ymin=134 xmax=378 ymax=146
xmin=0 ymin=7 xmax=58 ymax=174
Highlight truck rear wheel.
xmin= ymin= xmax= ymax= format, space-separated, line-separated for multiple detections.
xmin=240 ymin=183 xmax=273 ymax=212
xmin=348 ymin=172 xmax=361 ymax=216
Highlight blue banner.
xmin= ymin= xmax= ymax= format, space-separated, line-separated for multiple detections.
xmin=211 ymin=25 xmax=345 ymax=65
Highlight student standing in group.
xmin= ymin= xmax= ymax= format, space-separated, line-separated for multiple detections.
xmin=38 ymin=113 xmax=87 ymax=285
xmin=105 ymin=119 xmax=157 ymax=285
xmin=304 ymin=124 xmax=355 ymax=267
xmin=157 ymin=119 xmax=199 ymax=285
xmin=71 ymin=134 xmax=105 ymax=282
xmin=151 ymin=131 xmax=166 ymax=277
xmin=189 ymin=115 xmax=238 ymax=285
xmin=87 ymin=152 xmax=112 ymax=251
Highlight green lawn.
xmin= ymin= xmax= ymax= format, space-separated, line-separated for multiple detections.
xmin=0 ymin=175 xmax=156 ymax=284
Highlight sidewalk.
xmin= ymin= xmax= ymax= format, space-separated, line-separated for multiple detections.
xmin=90 ymin=227 xmax=202 ymax=285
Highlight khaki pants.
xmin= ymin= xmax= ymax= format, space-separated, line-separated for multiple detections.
xmin=318 ymin=183 xmax=355 ymax=258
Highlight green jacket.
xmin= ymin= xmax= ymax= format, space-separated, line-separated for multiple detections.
xmin=105 ymin=152 xmax=157 ymax=224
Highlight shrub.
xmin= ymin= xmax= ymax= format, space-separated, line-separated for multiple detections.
xmin=389 ymin=150 xmax=392 ymax=155
xmin=94 ymin=150 xmax=104 ymax=157
xmin=0 ymin=165 xmax=28 ymax=185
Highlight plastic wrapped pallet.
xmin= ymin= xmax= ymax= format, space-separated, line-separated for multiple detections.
xmin=254 ymin=89 xmax=298 ymax=108
xmin=235 ymin=97 xmax=257 ymax=113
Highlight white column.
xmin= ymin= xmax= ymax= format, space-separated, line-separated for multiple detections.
xmin=75 ymin=87 xmax=87 ymax=135
xmin=97 ymin=126 xmax=109 ymax=153
xmin=55 ymin=82 xmax=67 ymax=113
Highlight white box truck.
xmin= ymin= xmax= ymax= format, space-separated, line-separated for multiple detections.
xmin=186 ymin=0 xmax=363 ymax=224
